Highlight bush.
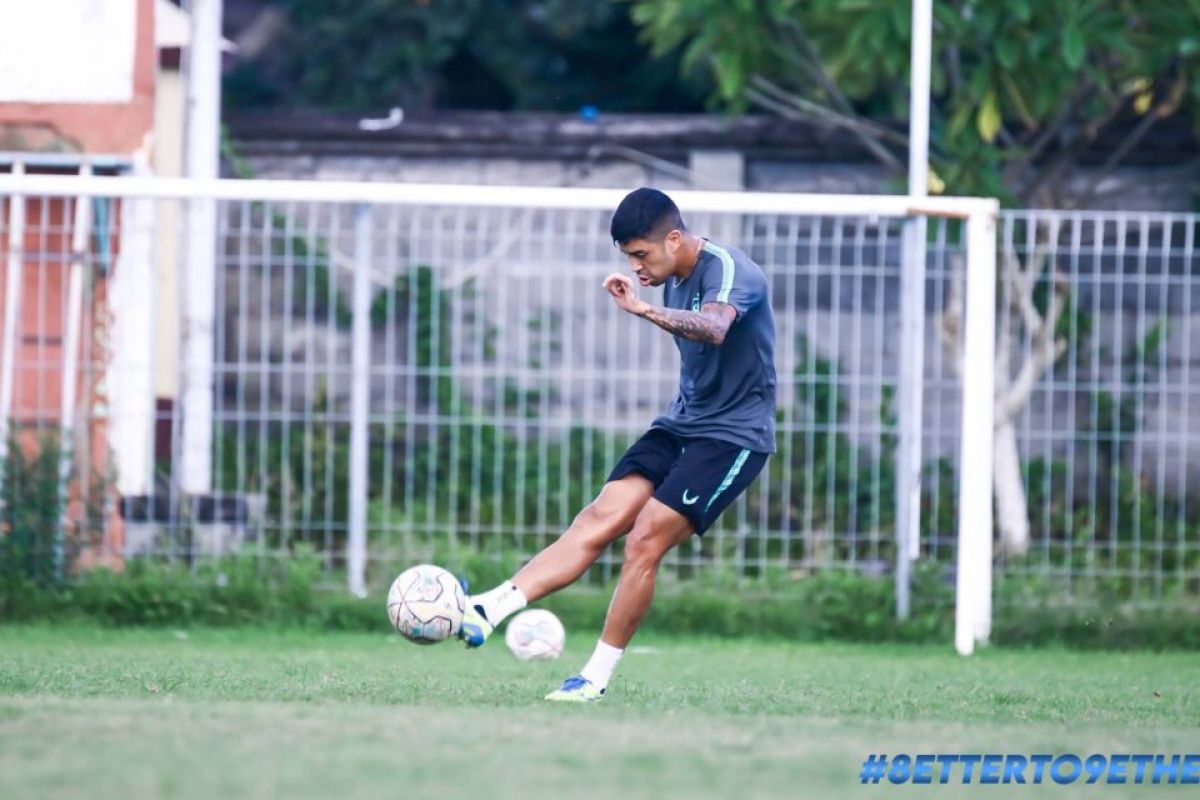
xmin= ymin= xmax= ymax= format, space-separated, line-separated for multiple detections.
xmin=2 ymin=546 xmax=327 ymax=628
xmin=991 ymin=573 xmax=1200 ymax=650
xmin=0 ymin=432 xmax=65 ymax=588
xmin=992 ymin=605 xmax=1200 ymax=650
xmin=5 ymin=550 xmax=1195 ymax=650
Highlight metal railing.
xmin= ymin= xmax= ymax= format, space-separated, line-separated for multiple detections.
xmin=0 ymin=175 xmax=1194 ymax=609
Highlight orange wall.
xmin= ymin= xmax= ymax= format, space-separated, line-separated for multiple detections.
xmin=0 ymin=0 xmax=155 ymax=155
xmin=1 ymin=195 xmax=124 ymax=564
xmin=2 ymin=196 xmax=81 ymax=421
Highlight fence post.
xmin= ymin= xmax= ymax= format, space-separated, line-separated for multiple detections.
xmin=179 ymin=0 xmax=222 ymax=495
xmin=57 ymin=168 xmax=93 ymax=578
xmin=348 ymin=203 xmax=373 ymax=597
xmin=897 ymin=0 xmax=933 ymax=622
xmin=955 ymin=209 xmax=997 ymax=654
xmin=0 ymin=160 xmax=26 ymax=470
xmin=896 ymin=217 xmax=927 ymax=620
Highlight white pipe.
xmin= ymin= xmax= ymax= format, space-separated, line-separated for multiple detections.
xmin=185 ymin=0 xmax=222 ymax=186
xmin=179 ymin=0 xmax=223 ymax=494
xmin=896 ymin=0 xmax=934 ymax=619
xmin=0 ymin=160 xmax=26 ymax=465
xmin=56 ymin=165 xmax=92 ymax=575
xmin=908 ymin=0 xmax=932 ymax=198
xmin=60 ymin=170 xmax=91 ymax=443
xmin=0 ymin=174 xmax=1000 ymax=219
xmin=348 ymin=204 xmax=372 ymax=598
xmin=955 ymin=210 xmax=997 ymax=655
xmin=108 ymin=160 xmax=157 ymax=498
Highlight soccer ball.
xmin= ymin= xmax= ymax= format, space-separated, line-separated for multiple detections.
xmin=386 ymin=564 xmax=465 ymax=645
xmin=504 ymin=609 xmax=565 ymax=661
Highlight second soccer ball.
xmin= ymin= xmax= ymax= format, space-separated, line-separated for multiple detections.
xmin=504 ymin=609 xmax=566 ymax=661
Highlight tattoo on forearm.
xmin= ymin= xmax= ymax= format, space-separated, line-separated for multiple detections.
xmin=637 ymin=302 xmax=734 ymax=345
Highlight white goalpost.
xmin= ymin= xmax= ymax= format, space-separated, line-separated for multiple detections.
xmin=0 ymin=173 xmax=998 ymax=653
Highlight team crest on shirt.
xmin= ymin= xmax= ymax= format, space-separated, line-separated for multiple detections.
xmin=691 ymin=292 xmax=701 ymax=311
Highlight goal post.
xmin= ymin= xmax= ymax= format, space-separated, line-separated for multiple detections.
xmin=957 ymin=208 xmax=997 ymax=655
xmin=0 ymin=173 xmax=998 ymax=653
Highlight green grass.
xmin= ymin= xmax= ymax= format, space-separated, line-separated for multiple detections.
xmin=1 ymin=625 xmax=1197 ymax=799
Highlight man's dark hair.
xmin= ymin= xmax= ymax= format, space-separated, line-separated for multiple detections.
xmin=609 ymin=187 xmax=685 ymax=244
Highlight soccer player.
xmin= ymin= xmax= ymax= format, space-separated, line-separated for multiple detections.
xmin=460 ymin=187 xmax=777 ymax=701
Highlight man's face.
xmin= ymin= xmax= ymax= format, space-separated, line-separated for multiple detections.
xmin=618 ymin=231 xmax=683 ymax=287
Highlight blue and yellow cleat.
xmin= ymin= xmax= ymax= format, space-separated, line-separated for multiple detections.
xmin=458 ymin=604 xmax=494 ymax=648
xmin=544 ymin=675 xmax=605 ymax=703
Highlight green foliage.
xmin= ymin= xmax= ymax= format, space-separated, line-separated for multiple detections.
xmin=265 ymin=0 xmax=474 ymax=111
xmin=1090 ymin=390 xmax=1139 ymax=467
xmin=369 ymin=265 xmax=456 ymax=410
xmin=7 ymin=243 xmax=1193 ymax=628
xmin=0 ymin=550 xmax=949 ymax=642
xmin=214 ymin=262 xmax=456 ymax=535
xmin=282 ymin=245 xmax=353 ymax=328
xmin=0 ymin=433 xmax=63 ymax=588
xmin=630 ymin=0 xmax=1200 ymax=201
xmin=214 ymin=405 xmax=621 ymax=570
xmin=0 ymin=430 xmax=111 ymax=588
xmin=0 ymin=545 xmax=361 ymax=629
xmin=544 ymin=564 xmax=952 ymax=643
xmin=6 ymin=552 xmax=1199 ymax=648
xmin=992 ymin=574 xmax=1200 ymax=649
xmin=747 ymin=334 xmax=898 ymax=565
xmin=219 ymin=136 xmax=354 ymax=327
xmin=224 ymin=0 xmax=710 ymax=113
xmin=1003 ymin=313 xmax=1199 ymax=595
xmin=1015 ymin=453 xmax=1200 ymax=594
xmin=214 ymin=265 xmax=622 ymax=572
xmin=365 ymin=421 xmax=620 ymax=565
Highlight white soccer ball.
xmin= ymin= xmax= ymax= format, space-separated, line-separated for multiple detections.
xmin=387 ymin=564 xmax=465 ymax=645
xmin=504 ymin=609 xmax=566 ymax=661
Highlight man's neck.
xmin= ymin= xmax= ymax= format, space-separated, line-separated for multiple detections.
xmin=672 ymin=234 xmax=706 ymax=282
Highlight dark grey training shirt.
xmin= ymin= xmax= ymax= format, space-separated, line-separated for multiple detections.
xmin=651 ymin=240 xmax=777 ymax=453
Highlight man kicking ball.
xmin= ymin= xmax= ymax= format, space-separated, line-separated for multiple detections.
xmin=459 ymin=187 xmax=777 ymax=702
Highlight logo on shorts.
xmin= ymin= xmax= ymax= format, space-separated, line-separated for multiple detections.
xmin=682 ymin=489 xmax=699 ymax=506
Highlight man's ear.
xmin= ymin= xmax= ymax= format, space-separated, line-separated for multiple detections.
xmin=663 ymin=229 xmax=682 ymax=252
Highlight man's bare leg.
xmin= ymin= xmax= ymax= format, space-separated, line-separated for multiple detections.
xmin=512 ymin=475 xmax=654 ymax=603
xmin=547 ymin=498 xmax=693 ymax=700
xmin=460 ymin=475 xmax=653 ymax=645
xmin=599 ymin=498 xmax=694 ymax=649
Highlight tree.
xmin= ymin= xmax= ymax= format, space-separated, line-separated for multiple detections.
xmin=940 ymin=223 xmax=1069 ymax=555
xmin=631 ymin=0 xmax=1200 ymax=557
xmin=628 ymin=0 xmax=1200 ymax=206
xmin=223 ymin=0 xmax=710 ymax=113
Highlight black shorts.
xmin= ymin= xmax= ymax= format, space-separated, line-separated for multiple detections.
xmin=607 ymin=428 xmax=769 ymax=535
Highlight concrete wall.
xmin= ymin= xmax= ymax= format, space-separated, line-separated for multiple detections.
xmin=0 ymin=0 xmax=156 ymax=156
xmin=237 ymin=151 xmax=1198 ymax=212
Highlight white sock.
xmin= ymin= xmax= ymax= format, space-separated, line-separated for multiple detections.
xmin=471 ymin=581 xmax=527 ymax=626
xmin=579 ymin=640 xmax=624 ymax=691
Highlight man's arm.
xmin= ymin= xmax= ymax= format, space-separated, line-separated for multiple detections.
xmin=602 ymin=273 xmax=735 ymax=346
xmin=635 ymin=302 xmax=735 ymax=346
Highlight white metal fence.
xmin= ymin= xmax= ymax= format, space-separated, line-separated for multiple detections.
xmin=0 ymin=176 xmax=1195 ymax=614
xmin=991 ymin=212 xmax=1198 ymax=598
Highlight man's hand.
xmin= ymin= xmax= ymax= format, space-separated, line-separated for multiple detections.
xmin=603 ymin=272 xmax=736 ymax=346
xmin=603 ymin=273 xmax=649 ymax=316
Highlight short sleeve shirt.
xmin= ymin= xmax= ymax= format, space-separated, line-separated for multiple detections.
xmin=651 ymin=240 xmax=777 ymax=453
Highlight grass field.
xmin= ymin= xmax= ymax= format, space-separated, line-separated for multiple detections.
xmin=1 ymin=625 xmax=1197 ymax=799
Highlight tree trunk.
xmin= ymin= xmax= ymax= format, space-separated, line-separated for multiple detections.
xmin=992 ymin=416 xmax=1029 ymax=556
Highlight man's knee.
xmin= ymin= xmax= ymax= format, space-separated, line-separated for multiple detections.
xmin=576 ymin=479 xmax=648 ymax=529
xmin=569 ymin=493 xmax=635 ymax=552
xmin=623 ymin=504 xmax=689 ymax=567
xmin=575 ymin=496 xmax=624 ymax=532
xmin=622 ymin=526 xmax=667 ymax=568
xmin=624 ymin=520 xmax=681 ymax=563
